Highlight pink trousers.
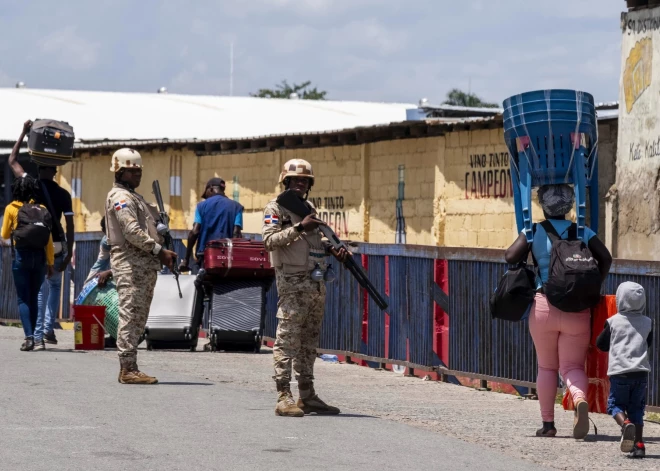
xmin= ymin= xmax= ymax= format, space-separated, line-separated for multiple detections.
xmin=529 ymin=293 xmax=590 ymax=422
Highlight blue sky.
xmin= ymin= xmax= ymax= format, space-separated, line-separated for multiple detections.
xmin=0 ymin=0 xmax=624 ymax=105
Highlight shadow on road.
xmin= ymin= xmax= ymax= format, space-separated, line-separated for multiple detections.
xmin=157 ymin=381 xmax=214 ymax=386
xmin=584 ymin=435 xmax=660 ymax=444
xmin=305 ymin=413 xmax=378 ymax=419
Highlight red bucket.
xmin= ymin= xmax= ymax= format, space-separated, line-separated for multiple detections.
xmin=73 ymin=305 xmax=106 ymax=350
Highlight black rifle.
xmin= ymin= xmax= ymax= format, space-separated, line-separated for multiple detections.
xmin=152 ymin=180 xmax=182 ymax=298
xmin=276 ymin=190 xmax=388 ymax=310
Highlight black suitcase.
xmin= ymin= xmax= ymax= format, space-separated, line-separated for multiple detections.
xmin=207 ymin=279 xmax=271 ymax=353
xmin=28 ymin=119 xmax=75 ymax=166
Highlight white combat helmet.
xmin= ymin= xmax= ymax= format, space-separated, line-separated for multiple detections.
xmin=110 ymin=148 xmax=143 ymax=172
xmin=279 ymin=158 xmax=314 ymax=184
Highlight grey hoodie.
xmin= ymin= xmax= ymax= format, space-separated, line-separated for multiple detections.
xmin=596 ymin=282 xmax=653 ymax=376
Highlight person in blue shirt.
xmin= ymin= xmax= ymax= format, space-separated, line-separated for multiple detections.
xmin=505 ymin=183 xmax=612 ymax=440
xmin=179 ymin=177 xmax=244 ymax=272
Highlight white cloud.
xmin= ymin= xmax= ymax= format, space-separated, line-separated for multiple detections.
xmin=0 ymin=0 xmax=625 ymax=104
xmin=39 ymin=27 xmax=99 ymax=70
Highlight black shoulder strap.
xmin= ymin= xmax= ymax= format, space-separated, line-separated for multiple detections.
xmin=528 ymin=223 xmax=539 ymax=268
xmin=540 ymin=220 xmax=560 ymax=242
xmin=567 ymin=223 xmax=578 ymax=241
xmin=39 ymin=181 xmax=65 ymax=241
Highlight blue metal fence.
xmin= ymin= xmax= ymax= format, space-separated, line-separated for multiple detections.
xmin=2 ymin=234 xmax=659 ymax=408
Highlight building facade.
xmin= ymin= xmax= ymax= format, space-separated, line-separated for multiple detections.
xmin=63 ymin=116 xmax=618 ymax=250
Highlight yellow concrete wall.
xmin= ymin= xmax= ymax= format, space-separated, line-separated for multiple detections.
xmin=63 ymin=124 xmax=613 ymax=250
xmin=198 ymin=145 xmax=365 ymax=241
xmin=367 ymin=137 xmax=440 ymax=245
xmin=441 ymin=128 xmax=518 ymax=249
xmin=67 ymin=148 xmax=199 ymax=232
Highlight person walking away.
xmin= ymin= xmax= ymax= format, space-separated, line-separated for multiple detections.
xmin=179 ymin=177 xmax=243 ymax=273
xmin=1 ymin=176 xmax=55 ymax=351
xmin=262 ymin=159 xmax=349 ymax=417
xmin=7 ymin=120 xmax=75 ymax=346
xmin=596 ymin=282 xmax=653 ymax=458
xmin=84 ymin=217 xmax=112 ymax=286
xmin=504 ymin=184 xmax=612 ymax=439
xmin=105 ymin=148 xmax=177 ymax=384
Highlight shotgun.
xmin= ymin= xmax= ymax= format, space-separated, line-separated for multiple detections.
xmin=152 ymin=180 xmax=182 ymax=298
xmin=276 ymin=189 xmax=388 ymax=310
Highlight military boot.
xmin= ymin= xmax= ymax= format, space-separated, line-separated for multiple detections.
xmin=296 ymin=381 xmax=340 ymax=415
xmin=275 ymin=381 xmax=304 ymax=417
xmin=118 ymin=359 xmax=158 ymax=385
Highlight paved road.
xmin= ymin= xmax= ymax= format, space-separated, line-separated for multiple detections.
xmin=0 ymin=335 xmax=546 ymax=471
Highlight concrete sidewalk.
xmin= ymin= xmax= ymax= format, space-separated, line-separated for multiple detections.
xmin=2 ymin=325 xmax=659 ymax=470
xmin=0 ymin=326 xmax=544 ymax=471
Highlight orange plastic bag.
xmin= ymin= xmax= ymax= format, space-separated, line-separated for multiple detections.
xmin=562 ymin=295 xmax=617 ymax=414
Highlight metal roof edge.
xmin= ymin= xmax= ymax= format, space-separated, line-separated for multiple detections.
xmin=69 ymin=112 xmax=626 ymax=154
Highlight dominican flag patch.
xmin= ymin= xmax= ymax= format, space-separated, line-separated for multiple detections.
xmin=114 ymin=200 xmax=127 ymax=211
xmin=264 ymin=214 xmax=279 ymax=225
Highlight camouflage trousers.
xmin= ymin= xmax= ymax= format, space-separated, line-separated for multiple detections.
xmin=273 ymin=271 xmax=326 ymax=386
xmin=114 ymin=266 xmax=157 ymax=369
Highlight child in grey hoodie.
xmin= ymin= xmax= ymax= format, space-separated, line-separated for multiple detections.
xmin=596 ymin=282 xmax=653 ymax=459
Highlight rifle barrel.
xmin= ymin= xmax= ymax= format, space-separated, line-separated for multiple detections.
xmin=345 ymin=258 xmax=388 ymax=310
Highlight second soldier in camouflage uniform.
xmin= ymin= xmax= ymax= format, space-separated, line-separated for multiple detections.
xmin=263 ymin=158 xmax=348 ymax=417
xmin=105 ymin=148 xmax=177 ymax=384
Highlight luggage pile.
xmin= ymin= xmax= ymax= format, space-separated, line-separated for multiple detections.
xmin=139 ymin=238 xmax=274 ymax=353
xmin=203 ymin=239 xmax=274 ymax=353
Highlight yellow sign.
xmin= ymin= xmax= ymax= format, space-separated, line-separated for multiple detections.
xmin=624 ymin=38 xmax=653 ymax=113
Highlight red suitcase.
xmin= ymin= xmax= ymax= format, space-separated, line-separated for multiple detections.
xmin=203 ymin=239 xmax=275 ymax=279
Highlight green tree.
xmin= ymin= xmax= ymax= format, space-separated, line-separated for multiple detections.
xmin=251 ymin=80 xmax=327 ymax=100
xmin=443 ymin=88 xmax=499 ymax=108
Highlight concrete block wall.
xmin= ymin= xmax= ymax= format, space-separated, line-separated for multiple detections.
xmin=441 ymin=128 xmax=518 ymax=249
xmin=199 ymin=150 xmax=281 ymax=233
xmin=65 ymin=121 xmax=617 ymax=251
xmin=200 ymin=145 xmax=365 ymax=240
xmin=69 ymin=148 xmax=198 ymax=232
xmin=367 ymin=137 xmax=441 ymax=245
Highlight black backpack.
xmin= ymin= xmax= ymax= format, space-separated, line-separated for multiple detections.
xmin=541 ymin=221 xmax=601 ymax=313
xmin=489 ymin=261 xmax=537 ymax=322
xmin=13 ymin=203 xmax=53 ymax=250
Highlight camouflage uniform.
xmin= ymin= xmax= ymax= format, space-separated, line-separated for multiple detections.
xmin=263 ymin=158 xmax=340 ymax=416
xmin=263 ymin=199 xmax=327 ymax=383
xmin=105 ymin=182 xmax=162 ymax=371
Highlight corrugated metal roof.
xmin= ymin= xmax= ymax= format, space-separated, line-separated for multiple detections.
xmin=0 ymin=88 xmax=620 ymax=153
xmin=0 ymin=88 xmax=413 ymax=142
xmin=415 ymin=103 xmax=502 ymax=117
xmin=596 ymin=109 xmax=619 ymax=120
xmin=69 ymin=116 xmax=503 ymax=150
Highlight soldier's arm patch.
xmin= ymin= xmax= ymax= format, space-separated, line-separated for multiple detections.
xmin=264 ymin=214 xmax=279 ymax=225
xmin=114 ymin=200 xmax=127 ymax=211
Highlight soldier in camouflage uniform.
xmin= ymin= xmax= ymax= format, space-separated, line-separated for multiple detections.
xmin=105 ymin=148 xmax=178 ymax=384
xmin=263 ymin=159 xmax=349 ymax=417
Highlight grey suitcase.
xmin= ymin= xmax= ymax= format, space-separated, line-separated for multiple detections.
xmin=207 ymin=279 xmax=270 ymax=353
xmin=144 ymin=274 xmax=203 ymax=351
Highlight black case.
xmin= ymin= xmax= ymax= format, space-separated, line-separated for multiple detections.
xmin=207 ymin=279 xmax=270 ymax=353
xmin=28 ymin=119 xmax=75 ymax=166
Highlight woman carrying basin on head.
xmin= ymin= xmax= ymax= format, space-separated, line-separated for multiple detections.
xmin=504 ymin=184 xmax=612 ymax=439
